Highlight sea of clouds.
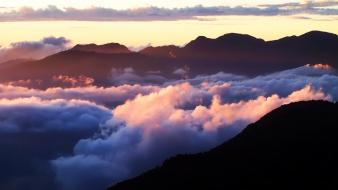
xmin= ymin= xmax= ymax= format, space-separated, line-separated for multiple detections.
xmin=0 ymin=64 xmax=337 ymax=190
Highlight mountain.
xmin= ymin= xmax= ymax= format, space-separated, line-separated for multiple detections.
xmin=0 ymin=58 xmax=34 ymax=69
xmin=109 ymin=101 xmax=338 ymax=190
xmin=184 ymin=33 xmax=265 ymax=51
xmin=0 ymin=31 xmax=337 ymax=88
xmin=139 ymin=45 xmax=181 ymax=58
xmin=72 ymin=43 xmax=131 ymax=54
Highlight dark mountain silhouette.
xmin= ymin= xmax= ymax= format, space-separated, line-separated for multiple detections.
xmin=109 ymin=101 xmax=338 ymax=190
xmin=72 ymin=43 xmax=131 ymax=54
xmin=0 ymin=31 xmax=337 ymax=88
xmin=185 ymin=33 xmax=265 ymax=51
xmin=139 ymin=45 xmax=180 ymax=58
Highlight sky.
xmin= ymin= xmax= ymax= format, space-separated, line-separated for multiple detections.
xmin=0 ymin=0 xmax=337 ymax=47
xmin=0 ymin=0 xmax=307 ymax=9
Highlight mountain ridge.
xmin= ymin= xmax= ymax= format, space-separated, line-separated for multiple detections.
xmin=109 ymin=100 xmax=338 ymax=190
xmin=69 ymin=30 xmax=337 ymax=54
xmin=71 ymin=42 xmax=131 ymax=54
xmin=0 ymin=31 xmax=337 ymax=88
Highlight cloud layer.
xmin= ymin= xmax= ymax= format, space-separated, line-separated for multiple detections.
xmin=52 ymin=64 xmax=338 ymax=190
xmin=0 ymin=64 xmax=337 ymax=190
xmin=0 ymin=37 xmax=70 ymax=63
xmin=0 ymin=84 xmax=159 ymax=107
xmin=0 ymin=2 xmax=337 ymax=22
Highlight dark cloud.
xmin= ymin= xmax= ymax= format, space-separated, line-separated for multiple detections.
xmin=0 ymin=2 xmax=337 ymax=22
xmin=0 ymin=37 xmax=70 ymax=63
xmin=42 ymin=37 xmax=70 ymax=46
xmin=0 ymin=98 xmax=111 ymax=189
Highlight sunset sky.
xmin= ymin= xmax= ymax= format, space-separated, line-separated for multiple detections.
xmin=0 ymin=0 xmax=337 ymax=47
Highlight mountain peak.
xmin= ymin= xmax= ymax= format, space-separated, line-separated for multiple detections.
xmin=216 ymin=33 xmax=264 ymax=42
xmin=139 ymin=45 xmax=181 ymax=58
xmin=270 ymin=30 xmax=338 ymax=50
xmin=72 ymin=42 xmax=131 ymax=54
xmin=185 ymin=33 xmax=265 ymax=50
xmin=298 ymin=30 xmax=338 ymax=42
xmin=184 ymin=36 xmax=212 ymax=49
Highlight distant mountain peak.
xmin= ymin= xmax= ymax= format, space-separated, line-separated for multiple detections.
xmin=72 ymin=42 xmax=131 ymax=54
xmin=185 ymin=33 xmax=265 ymax=50
xmin=195 ymin=36 xmax=209 ymax=41
xmin=298 ymin=30 xmax=338 ymax=41
xmin=216 ymin=33 xmax=264 ymax=41
xmin=139 ymin=45 xmax=181 ymax=58
xmin=270 ymin=30 xmax=338 ymax=50
xmin=184 ymin=36 xmax=212 ymax=49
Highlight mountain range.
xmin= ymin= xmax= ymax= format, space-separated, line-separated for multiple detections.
xmin=0 ymin=31 xmax=337 ymax=88
xmin=109 ymin=100 xmax=338 ymax=190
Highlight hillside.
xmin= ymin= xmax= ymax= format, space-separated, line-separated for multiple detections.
xmin=109 ymin=101 xmax=338 ymax=190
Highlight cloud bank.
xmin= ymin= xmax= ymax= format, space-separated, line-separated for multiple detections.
xmin=0 ymin=2 xmax=337 ymax=22
xmin=0 ymin=64 xmax=337 ymax=190
xmin=0 ymin=37 xmax=70 ymax=63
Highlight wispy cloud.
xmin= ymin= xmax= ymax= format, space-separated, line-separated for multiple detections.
xmin=0 ymin=1 xmax=337 ymax=22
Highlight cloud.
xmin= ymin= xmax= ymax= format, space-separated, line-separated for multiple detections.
xmin=52 ymin=75 xmax=95 ymax=87
xmin=176 ymin=64 xmax=338 ymax=103
xmin=0 ymin=84 xmax=160 ymax=107
xmin=0 ymin=36 xmax=70 ymax=63
xmin=0 ymin=64 xmax=337 ymax=190
xmin=0 ymin=97 xmax=111 ymax=189
xmin=173 ymin=68 xmax=188 ymax=76
xmin=127 ymin=43 xmax=152 ymax=52
xmin=51 ymin=64 xmax=338 ymax=190
xmin=52 ymin=155 xmax=124 ymax=190
xmin=52 ymin=84 xmax=330 ymax=190
xmin=0 ymin=2 xmax=337 ymax=22
xmin=111 ymin=67 xmax=169 ymax=85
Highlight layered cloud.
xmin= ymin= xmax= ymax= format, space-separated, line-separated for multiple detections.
xmin=0 ymin=64 xmax=337 ymax=190
xmin=0 ymin=2 xmax=337 ymax=22
xmin=0 ymin=37 xmax=70 ymax=63
xmin=0 ymin=84 xmax=159 ymax=107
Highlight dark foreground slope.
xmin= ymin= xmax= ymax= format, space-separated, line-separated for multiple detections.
xmin=109 ymin=101 xmax=338 ymax=190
